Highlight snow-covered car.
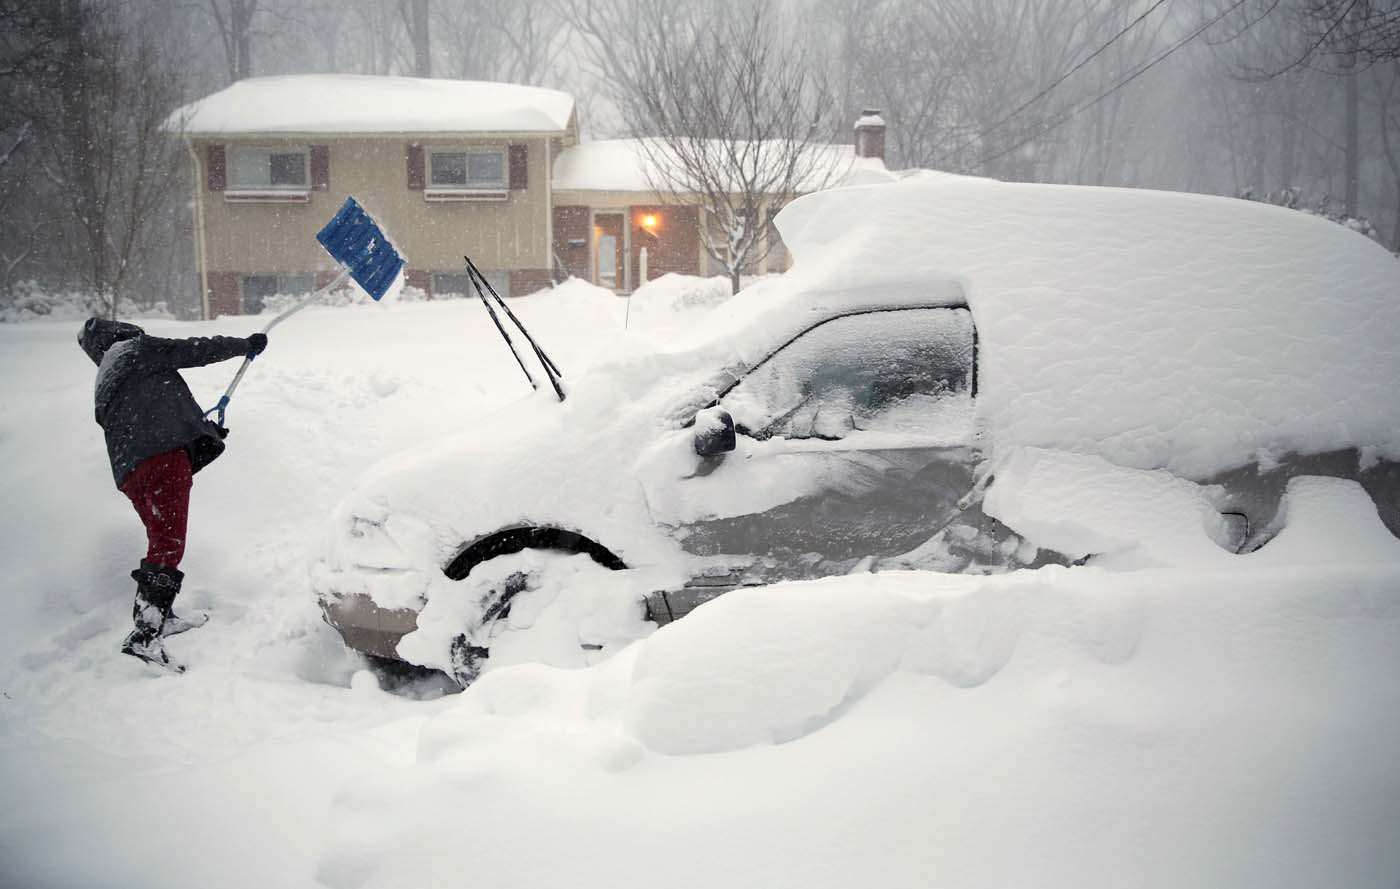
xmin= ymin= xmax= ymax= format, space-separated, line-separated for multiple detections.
xmin=313 ymin=179 xmax=1400 ymax=686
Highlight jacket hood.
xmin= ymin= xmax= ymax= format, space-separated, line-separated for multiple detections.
xmin=78 ymin=317 xmax=144 ymax=365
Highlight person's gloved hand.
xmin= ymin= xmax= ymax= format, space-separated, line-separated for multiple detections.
xmin=246 ymin=332 xmax=268 ymax=357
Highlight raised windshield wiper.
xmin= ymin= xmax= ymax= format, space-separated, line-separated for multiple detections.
xmin=463 ymin=255 xmax=566 ymax=402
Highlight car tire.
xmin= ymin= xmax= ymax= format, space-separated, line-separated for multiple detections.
xmin=441 ymin=532 xmax=631 ymax=689
xmin=447 ymin=567 xmax=533 ymax=687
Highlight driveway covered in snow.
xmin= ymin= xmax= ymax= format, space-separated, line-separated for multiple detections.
xmin=1 ymin=283 xmax=1397 ymax=889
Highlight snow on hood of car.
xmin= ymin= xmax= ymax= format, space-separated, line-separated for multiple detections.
xmin=774 ymin=179 xmax=1400 ymax=478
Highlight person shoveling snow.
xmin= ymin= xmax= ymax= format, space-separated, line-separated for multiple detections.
xmin=78 ymin=317 xmax=268 ymax=673
xmin=73 ymin=197 xmax=403 ymax=674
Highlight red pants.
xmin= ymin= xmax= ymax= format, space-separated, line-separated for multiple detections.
xmin=120 ymin=448 xmax=193 ymax=569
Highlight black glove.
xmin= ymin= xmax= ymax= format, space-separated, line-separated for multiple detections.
xmin=246 ymin=332 xmax=268 ymax=357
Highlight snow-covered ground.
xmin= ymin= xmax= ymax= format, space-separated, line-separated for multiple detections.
xmin=2 ymin=283 xmax=1397 ymax=889
xmin=4 ymin=179 xmax=1400 ymax=889
xmin=0 ymin=284 xmax=631 ymax=887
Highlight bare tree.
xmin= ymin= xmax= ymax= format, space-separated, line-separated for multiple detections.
xmin=0 ymin=2 xmax=60 ymax=295
xmin=1276 ymin=0 xmax=1400 ymax=68
xmin=342 ymin=0 xmax=410 ymax=74
xmin=403 ymin=0 xmax=431 ymax=77
xmin=22 ymin=1 xmax=189 ymax=317
xmin=831 ymin=0 xmax=966 ymax=169
xmin=436 ymin=0 xmax=565 ymax=85
xmin=1372 ymin=59 xmax=1400 ymax=246
xmin=1214 ymin=0 xmax=1381 ymax=218
xmin=566 ymin=0 xmax=840 ymax=293
xmin=204 ymin=0 xmax=258 ymax=82
xmin=0 ymin=0 xmax=65 ymax=80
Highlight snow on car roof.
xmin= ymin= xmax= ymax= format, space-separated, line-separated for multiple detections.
xmin=166 ymin=75 xmax=576 ymax=136
xmin=770 ymin=178 xmax=1400 ymax=477
xmin=551 ymin=138 xmax=899 ymax=193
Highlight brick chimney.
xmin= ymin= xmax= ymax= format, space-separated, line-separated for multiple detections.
xmin=854 ymin=108 xmax=886 ymax=162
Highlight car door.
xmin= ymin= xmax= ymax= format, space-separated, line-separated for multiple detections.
xmin=640 ymin=306 xmax=980 ymax=584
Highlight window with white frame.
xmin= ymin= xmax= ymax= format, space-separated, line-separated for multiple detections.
xmin=429 ymin=148 xmax=506 ymax=191
xmin=231 ymin=147 xmax=308 ymax=191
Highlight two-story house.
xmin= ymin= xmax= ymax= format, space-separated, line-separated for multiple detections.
xmin=170 ymin=74 xmax=892 ymax=316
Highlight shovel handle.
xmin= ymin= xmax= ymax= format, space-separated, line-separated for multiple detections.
xmin=203 ymin=268 xmax=352 ymax=426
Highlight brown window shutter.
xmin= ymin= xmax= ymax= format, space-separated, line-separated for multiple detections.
xmin=509 ymin=144 xmax=528 ymax=190
xmin=406 ymin=144 xmax=424 ymax=190
xmin=310 ymin=145 xmax=329 ymax=190
xmin=207 ymin=144 xmax=226 ymax=191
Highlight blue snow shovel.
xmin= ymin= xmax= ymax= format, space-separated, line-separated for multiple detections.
xmin=205 ymin=197 xmax=405 ymax=427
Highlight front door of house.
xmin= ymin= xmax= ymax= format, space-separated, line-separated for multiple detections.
xmin=594 ymin=213 xmax=625 ymax=291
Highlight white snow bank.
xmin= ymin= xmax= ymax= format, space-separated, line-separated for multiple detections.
xmin=168 ymin=74 xmax=575 ymax=135
xmin=1 ymin=281 xmax=177 ymax=323
xmin=6 ymin=286 xmax=1400 ymax=889
xmin=398 ymin=550 xmax=655 ymax=677
xmin=776 ymin=180 xmax=1400 ymax=478
xmin=625 ymin=580 xmax=922 ymax=754
xmin=315 ymin=556 xmax=1400 ymax=889
xmin=304 ymin=479 xmax=1400 ymax=889
xmin=984 ymin=447 xmax=1238 ymax=568
xmin=1248 ymin=476 xmax=1400 ymax=566
xmin=628 ymin=273 xmax=733 ymax=316
xmin=983 ymin=449 xmax=1400 ymax=569
xmin=622 ymin=273 xmax=764 ymax=337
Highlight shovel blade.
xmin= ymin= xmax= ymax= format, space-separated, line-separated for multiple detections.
xmin=316 ymin=197 xmax=406 ymax=301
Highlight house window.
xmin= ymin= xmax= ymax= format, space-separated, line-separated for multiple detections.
xmin=231 ymin=148 xmax=308 ymax=190
xmin=427 ymin=148 xmax=507 ymax=198
xmin=226 ymin=147 xmax=310 ymax=202
xmin=431 ymin=270 xmax=508 ymax=299
xmin=241 ymin=273 xmax=311 ymax=314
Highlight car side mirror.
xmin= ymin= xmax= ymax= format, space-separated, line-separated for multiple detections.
xmin=1219 ymin=511 xmax=1250 ymax=553
xmin=693 ymin=406 xmax=736 ymax=458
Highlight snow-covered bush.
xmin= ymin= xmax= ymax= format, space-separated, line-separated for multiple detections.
xmin=0 ymin=280 xmax=175 ymax=323
xmin=624 ymin=273 xmax=777 ymax=333
xmin=257 ymin=283 xmax=432 ymax=316
xmin=1238 ymin=187 xmax=1388 ymax=250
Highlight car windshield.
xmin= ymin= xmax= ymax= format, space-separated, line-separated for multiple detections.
xmin=719 ymin=307 xmax=975 ymax=441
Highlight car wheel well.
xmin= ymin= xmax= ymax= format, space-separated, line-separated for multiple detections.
xmin=443 ymin=526 xmax=626 ymax=581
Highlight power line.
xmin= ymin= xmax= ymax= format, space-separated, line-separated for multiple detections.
xmin=973 ymin=0 xmax=1251 ymax=171
xmin=937 ymin=0 xmax=1174 ymax=165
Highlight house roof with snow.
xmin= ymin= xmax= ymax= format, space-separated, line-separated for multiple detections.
xmin=166 ymin=74 xmax=577 ymax=137
xmin=551 ymin=138 xmax=899 ymax=195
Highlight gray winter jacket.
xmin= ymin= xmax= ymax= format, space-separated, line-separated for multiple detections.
xmin=78 ymin=318 xmax=254 ymax=487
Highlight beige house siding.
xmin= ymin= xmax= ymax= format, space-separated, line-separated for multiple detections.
xmin=195 ymin=134 xmax=554 ymax=310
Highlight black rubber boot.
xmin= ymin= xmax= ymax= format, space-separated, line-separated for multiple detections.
xmin=127 ymin=560 xmax=208 ymax=637
xmin=120 ymin=561 xmax=185 ymax=673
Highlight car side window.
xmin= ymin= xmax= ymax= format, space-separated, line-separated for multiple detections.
xmin=722 ymin=308 xmax=975 ymax=441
